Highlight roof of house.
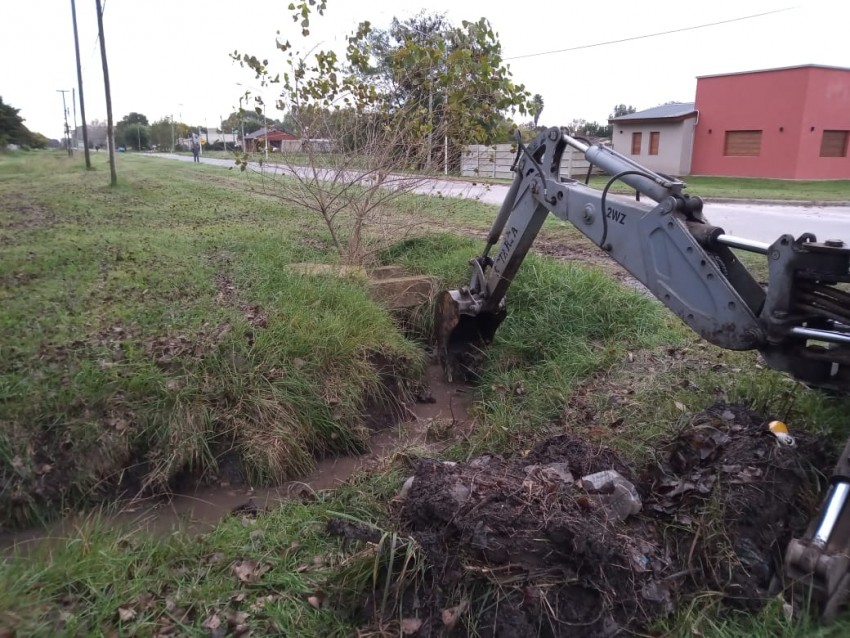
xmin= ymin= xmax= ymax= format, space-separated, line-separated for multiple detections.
xmin=697 ymin=63 xmax=850 ymax=80
xmin=609 ymin=102 xmax=697 ymax=123
xmin=244 ymin=127 xmax=275 ymax=139
xmin=244 ymin=127 xmax=298 ymax=141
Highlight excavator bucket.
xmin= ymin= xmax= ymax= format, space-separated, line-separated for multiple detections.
xmin=433 ymin=289 xmax=506 ymax=380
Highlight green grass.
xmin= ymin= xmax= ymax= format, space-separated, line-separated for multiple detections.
xmin=0 ymin=152 xmax=423 ymax=529
xmin=162 ymin=144 xmax=850 ymax=202
xmin=4 ymin=150 xmax=850 ymax=637
xmin=0 ymin=476 xmax=413 ymax=637
xmin=384 ymin=234 xmax=682 ymax=451
xmin=587 ymin=174 xmax=850 ymax=201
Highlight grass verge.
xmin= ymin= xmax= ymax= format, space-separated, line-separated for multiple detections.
xmin=3 ymin=151 xmax=850 ymax=636
xmin=0 ymin=152 xmax=422 ymax=529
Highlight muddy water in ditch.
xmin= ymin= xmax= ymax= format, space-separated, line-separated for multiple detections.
xmin=3 ymin=365 xmax=472 ymax=552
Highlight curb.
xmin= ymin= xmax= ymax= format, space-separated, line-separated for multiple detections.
xmin=701 ymin=197 xmax=850 ymax=208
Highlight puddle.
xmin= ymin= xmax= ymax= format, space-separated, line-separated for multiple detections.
xmin=1 ymin=364 xmax=472 ymax=552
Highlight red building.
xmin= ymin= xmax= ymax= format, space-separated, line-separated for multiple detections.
xmin=244 ymin=127 xmax=298 ymax=153
xmin=690 ymin=65 xmax=850 ymax=179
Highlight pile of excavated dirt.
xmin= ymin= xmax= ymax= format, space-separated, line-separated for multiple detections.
xmin=338 ymin=402 xmax=832 ymax=637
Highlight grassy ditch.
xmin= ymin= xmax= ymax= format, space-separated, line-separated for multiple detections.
xmin=0 ymin=152 xmax=423 ymax=529
xmin=3 ymin=151 xmax=850 ymax=636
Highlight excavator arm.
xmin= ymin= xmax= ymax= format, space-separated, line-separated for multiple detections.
xmin=434 ymin=127 xmax=850 ymax=619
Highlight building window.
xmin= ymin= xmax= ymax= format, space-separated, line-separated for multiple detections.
xmin=820 ymin=130 xmax=849 ymax=158
xmin=631 ymin=132 xmax=642 ymax=155
xmin=649 ymin=132 xmax=660 ymax=156
xmin=724 ymin=130 xmax=762 ymax=156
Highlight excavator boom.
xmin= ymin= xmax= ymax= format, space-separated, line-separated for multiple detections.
xmin=434 ymin=127 xmax=850 ymax=619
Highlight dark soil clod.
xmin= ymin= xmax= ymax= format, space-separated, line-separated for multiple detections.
xmin=351 ymin=402 xmax=832 ymax=637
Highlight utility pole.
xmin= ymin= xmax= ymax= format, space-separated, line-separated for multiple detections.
xmin=72 ymin=88 xmax=78 ymax=150
xmin=57 ymin=89 xmax=72 ymax=157
xmin=96 ymin=0 xmax=117 ymax=186
xmin=70 ymin=0 xmax=90 ymax=168
xmin=171 ymin=114 xmax=175 ymax=152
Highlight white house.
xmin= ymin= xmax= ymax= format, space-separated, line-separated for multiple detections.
xmin=609 ymin=103 xmax=698 ymax=176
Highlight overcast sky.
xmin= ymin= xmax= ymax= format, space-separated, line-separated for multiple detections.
xmin=3 ymin=0 xmax=848 ymax=140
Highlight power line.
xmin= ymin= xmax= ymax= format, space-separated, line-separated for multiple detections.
xmin=504 ymin=7 xmax=795 ymax=61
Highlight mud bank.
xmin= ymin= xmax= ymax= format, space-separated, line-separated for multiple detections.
xmin=342 ymin=402 xmax=831 ymax=637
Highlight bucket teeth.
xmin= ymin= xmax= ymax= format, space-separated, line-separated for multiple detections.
xmin=433 ymin=289 xmax=506 ymax=381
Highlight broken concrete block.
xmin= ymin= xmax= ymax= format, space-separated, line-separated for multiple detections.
xmin=581 ymin=470 xmax=627 ymax=493
xmin=582 ymin=469 xmax=642 ymax=522
xmin=397 ymin=476 xmax=415 ymax=501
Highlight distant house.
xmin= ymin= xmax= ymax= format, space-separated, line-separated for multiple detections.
xmin=691 ymin=64 xmax=850 ymax=179
xmin=202 ymin=128 xmax=239 ymax=147
xmin=244 ymin=127 xmax=297 ymax=152
xmin=73 ymin=125 xmax=107 ymax=149
xmin=609 ymin=103 xmax=698 ymax=175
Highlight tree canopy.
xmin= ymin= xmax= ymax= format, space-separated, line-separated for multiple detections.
xmin=232 ymin=3 xmax=530 ymax=168
xmin=0 ymin=97 xmax=46 ymax=148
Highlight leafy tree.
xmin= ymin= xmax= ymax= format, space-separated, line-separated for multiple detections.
xmin=222 ymin=110 xmax=269 ymax=135
xmin=122 ymin=123 xmax=150 ymax=150
xmin=115 ymin=112 xmax=150 ymax=148
xmin=229 ymin=1 xmax=465 ymax=265
xmin=348 ymin=10 xmax=530 ymax=165
xmin=149 ymin=118 xmax=190 ymax=150
xmin=121 ymin=112 xmax=149 ymax=126
xmin=0 ymin=97 xmax=44 ymax=147
xmin=610 ymin=104 xmax=637 ymax=118
xmin=531 ymin=93 xmax=544 ymax=128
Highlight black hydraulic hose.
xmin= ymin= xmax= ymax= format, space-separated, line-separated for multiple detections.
xmin=599 ymin=169 xmax=656 ymax=249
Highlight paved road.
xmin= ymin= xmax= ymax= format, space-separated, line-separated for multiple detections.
xmin=152 ymin=153 xmax=850 ymax=245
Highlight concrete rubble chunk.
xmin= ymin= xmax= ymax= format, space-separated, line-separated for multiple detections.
xmin=581 ymin=469 xmax=627 ymax=493
xmin=581 ymin=469 xmax=642 ymax=522
xmin=397 ymin=476 xmax=416 ymax=501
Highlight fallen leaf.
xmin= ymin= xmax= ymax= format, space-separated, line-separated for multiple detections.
xmin=201 ymin=613 xmax=222 ymax=630
xmin=207 ymin=552 xmax=226 ymax=565
xmin=306 ymin=595 xmax=323 ymax=609
xmin=441 ymin=600 xmax=468 ymax=629
xmin=232 ymin=559 xmax=270 ymax=583
xmin=401 ymin=617 xmax=423 ymax=635
xmin=230 ymin=592 xmax=246 ymax=603
xmin=293 ymin=357 xmax=306 ymax=369
xmin=674 ymin=401 xmax=687 ymax=412
xmin=117 ymin=606 xmax=137 ymax=622
xmin=249 ymin=594 xmax=278 ymax=612
xmin=227 ymin=610 xmax=249 ymax=625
